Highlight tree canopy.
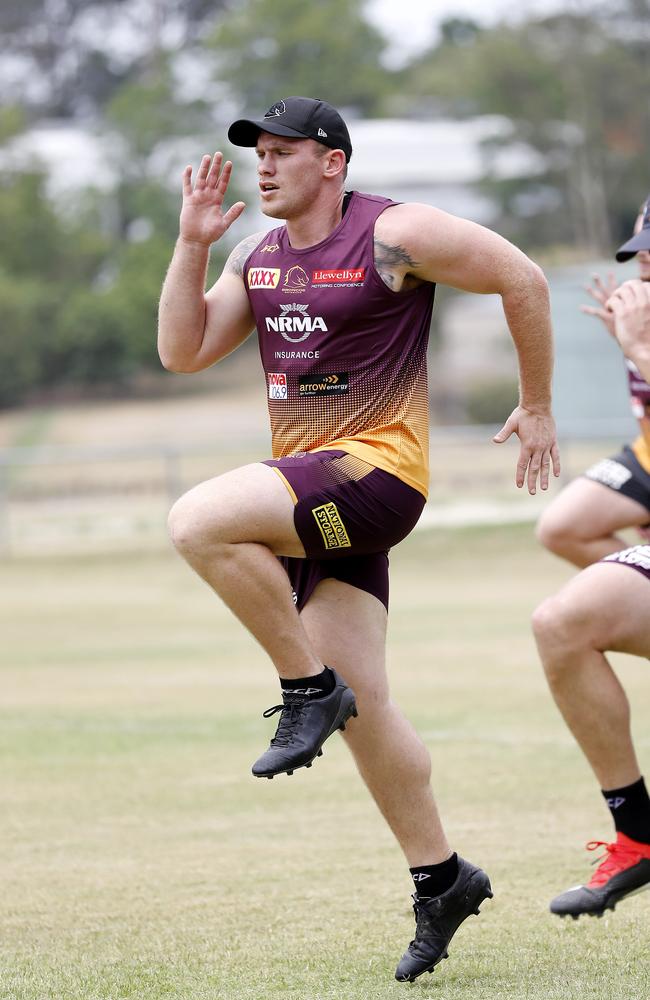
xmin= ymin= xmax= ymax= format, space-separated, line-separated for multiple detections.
xmin=0 ymin=0 xmax=648 ymax=406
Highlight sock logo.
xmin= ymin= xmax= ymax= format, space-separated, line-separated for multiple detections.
xmin=607 ymin=796 xmax=626 ymax=809
xmin=283 ymin=687 xmax=322 ymax=696
xmin=412 ymin=873 xmax=431 ymax=882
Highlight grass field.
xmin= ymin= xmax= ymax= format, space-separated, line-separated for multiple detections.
xmin=3 ymin=524 xmax=650 ymax=1000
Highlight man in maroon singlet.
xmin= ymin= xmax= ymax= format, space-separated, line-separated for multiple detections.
xmin=533 ymin=278 xmax=650 ymax=921
xmin=158 ymin=96 xmax=559 ymax=982
xmin=537 ymin=198 xmax=650 ymax=567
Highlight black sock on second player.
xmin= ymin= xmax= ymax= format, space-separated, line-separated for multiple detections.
xmin=410 ymin=853 xmax=459 ymax=898
xmin=602 ymin=776 xmax=650 ymax=844
xmin=280 ymin=665 xmax=336 ymax=698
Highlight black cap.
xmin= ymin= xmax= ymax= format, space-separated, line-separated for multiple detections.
xmin=616 ymin=196 xmax=650 ymax=262
xmin=228 ymin=96 xmax=352 ymax=163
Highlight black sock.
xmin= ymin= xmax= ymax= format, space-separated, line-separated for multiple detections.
xmin=280 ymin=665 xmax=335 ymax=698
xmin=410 ymin=853 xmax=458 ymax=898
xmin=602 ymin=777 xmax=650 ymax=844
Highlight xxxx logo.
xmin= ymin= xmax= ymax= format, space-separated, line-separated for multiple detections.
xmin=248 ymin=267 xmax=281 ymax=289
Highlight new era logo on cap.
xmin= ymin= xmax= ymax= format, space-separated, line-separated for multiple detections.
xmin=228 ymin=96 xmax=352 ymax=162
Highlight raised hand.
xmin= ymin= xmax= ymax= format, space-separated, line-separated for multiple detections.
xmin=580 ymin=272 xmax=618 ymax=337
xmin=606 ymin=279 xmax=650 ymax=381
xmin=179 ymin=153 xmax=246 ymax=248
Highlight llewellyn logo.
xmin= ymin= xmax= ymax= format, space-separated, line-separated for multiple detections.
xmin=312 ymin=502 xmax=351 ymax=550
xmin=248 ymin=267 xmax=280 ymax=289
xmin=312 ymin=268 xmax=365 ymax=286
xmin=265 ymin=303 xmax=327 ymax=344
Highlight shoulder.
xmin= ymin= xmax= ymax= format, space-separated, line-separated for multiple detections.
xmin=372 ymin=205 xmax=440 ymax=285
xmin=374 ymin=202 xmax=455 ymax=243
xmin=224 ymin=230 xmax=273 ymax=276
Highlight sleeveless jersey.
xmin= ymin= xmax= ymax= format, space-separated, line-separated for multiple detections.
xmin=243 ymin=191 xmax=435 ymax=498
xmin=625 ymin=358 xmax=650 ymax=473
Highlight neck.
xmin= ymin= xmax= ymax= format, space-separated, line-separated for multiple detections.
xmin=285 ymin=189 xmax=346 ymax=249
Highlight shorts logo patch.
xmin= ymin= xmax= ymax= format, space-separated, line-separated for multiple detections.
xmin=585 ymin=459 xmax=632 ymax=491
xmin=312 ymin=502 xmax=351 ymax=550
xmin=604 ymin=545 xmax=650 ymax=571
xmin=299 ymin=372 xmax=349 ymax=396
xmin=268 ymin=372 xmax=287 ymax=399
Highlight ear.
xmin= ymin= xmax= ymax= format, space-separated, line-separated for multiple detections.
xmin=323 ymin=149 xmax=346 ymax=179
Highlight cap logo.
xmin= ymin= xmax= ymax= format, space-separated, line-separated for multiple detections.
xmin=317 ymin=128 xmax=327 ymax=138
xmin=265 ymin=100 xmax=286 ymax=118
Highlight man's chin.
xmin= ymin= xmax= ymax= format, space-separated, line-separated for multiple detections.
xmin=260 ymin=202 xmax=286 ymax=220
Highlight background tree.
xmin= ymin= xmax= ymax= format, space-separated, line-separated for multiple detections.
xmin=0 ymin=0 xmax=227 ymax=119
xmin=402 ymin=4 xmax=650 ymax=251
xmin=209 ymin=0 xmax=391 ymax=116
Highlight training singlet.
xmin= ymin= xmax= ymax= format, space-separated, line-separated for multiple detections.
xmin=243 ymin=191 xmax=435 ymax=498
xmin=625 ymin=358 xmax=650 ymax=473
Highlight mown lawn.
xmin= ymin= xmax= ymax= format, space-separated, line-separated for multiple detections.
xmin=2 ymin=525 xmax=650 ymax=1000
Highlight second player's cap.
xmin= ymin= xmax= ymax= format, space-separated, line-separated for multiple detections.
xmin=228 ymin=96 xmax=352 ymax=162
xmin=616 ymin=196 xmax=650 ymax=261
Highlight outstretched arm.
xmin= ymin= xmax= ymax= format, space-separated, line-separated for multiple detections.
xmin=376 ymin=203 xmax=560 ymax=494
xmin=158 ymin=153 xmax=257 ymax=373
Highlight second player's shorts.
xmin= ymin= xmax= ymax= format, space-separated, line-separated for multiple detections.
xmin=584 ymin=445 xmax=650 ymax=515
xmin=603 ymin=544 xmax=650 ymax=582
xmin=263 ymin=449 xmax=426 ymax=611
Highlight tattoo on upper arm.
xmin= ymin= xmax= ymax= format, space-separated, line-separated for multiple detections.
xmin=225 ymin=231 xmax=267 ymax=276
xmin=374 ymin=238 xmax=420 ymax=290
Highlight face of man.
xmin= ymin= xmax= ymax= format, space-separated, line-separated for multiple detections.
xmin=255 ymin=132 xmax=332 ymax=220
xmin=633 ymin=212 xmax=650 ymax=280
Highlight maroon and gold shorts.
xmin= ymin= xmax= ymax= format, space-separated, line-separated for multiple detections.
xmin=603 ymin=544 xmax=650 ymax=582
xmin=263 ymin=449 xmax=426 ymax=611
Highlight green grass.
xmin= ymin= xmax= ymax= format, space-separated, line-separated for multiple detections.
xmin=2 ymin=526 xmax=650 ymax=999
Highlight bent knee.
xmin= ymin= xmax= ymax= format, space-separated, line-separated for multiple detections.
xmin=532 ymin=591 xmax=596 ymax=675
xmin=535 ymin=508 xmax=579 ymax=557
xmin=531 ymin=594 xmax=564 ymax=649
xmin=168 ymin=492 xmax=221 ymax=557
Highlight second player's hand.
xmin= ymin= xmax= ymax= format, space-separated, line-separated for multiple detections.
xmin=580 ymin=272 xmax=618 ymax=337
xmin=493 ymin=406 xmax=561 ymax=494
xmin=179 ymin=153 xmax=246 ymax=248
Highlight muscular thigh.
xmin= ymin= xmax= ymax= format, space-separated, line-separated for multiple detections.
xmin=171 ymin=462 xmax=306 ymax=556
xmin=555 ymin=556 xmax=650 ymax=657
xmin=543 ymin=475 xmax=650 ymax=537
